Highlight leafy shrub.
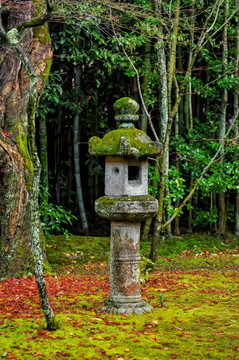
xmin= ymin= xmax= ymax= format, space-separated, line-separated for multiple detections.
xmin=39 ymin=187 xmax=77 ymax=239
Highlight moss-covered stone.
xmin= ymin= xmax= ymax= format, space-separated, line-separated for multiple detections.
xmin=89 ymin=128 xmax=161 ymax=157
xmin=113 ymin=97 xmax=140 ymax=114
xmin=96 ymin=195 xmax=156 ymax=203
xmin=95 ymin=195 xmax=158 ymax=221
xmin=89 ymin=97 xmax=162 ymax=157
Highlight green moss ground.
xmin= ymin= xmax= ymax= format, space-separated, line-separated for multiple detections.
xmin=45 ymin=235 xmax=110 ymax=270
xmin=0 ymin=234 xmax=238 ymax=359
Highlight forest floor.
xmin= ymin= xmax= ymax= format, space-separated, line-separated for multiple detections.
xmin=0 ymin=234 xmax=239 ymax=359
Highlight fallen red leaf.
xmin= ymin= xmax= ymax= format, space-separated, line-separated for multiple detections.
xmin=2 ymin=130 xmax=10 ymax=137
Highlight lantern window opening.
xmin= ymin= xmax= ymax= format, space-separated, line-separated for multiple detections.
xmin=113 ymin=167 xmax=120 ymax=174
xmin=128 ymin=165 xmax=141 ymax=184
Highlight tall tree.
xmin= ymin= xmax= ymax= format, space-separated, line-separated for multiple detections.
xmin=0 ymin=0 xmax=57 ymax=330
xmin=235 ymin=0 xmax=239 ymax=236
xmin=218 ymin=0 xmax=229 ymax=235
xmin=0 ymin=0 xmax=52 ymax=277
xmin=74 ymin=53 xmax=89 ymax=233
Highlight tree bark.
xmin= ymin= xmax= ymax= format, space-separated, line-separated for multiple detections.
xmin=0 ymin=0 xmax=58 ymax=331
xmin=74 ymin=60 xmax=89 ymax=233
xmin=235 ymin=0 xmax=239 ymax=236
xmin=218 ymin=0 xmax=229 ymax=235
xmin=0 ymin=0 xmax=52 ymax=277
xmin=140 ymin=41 xmax=151 ymax=132
xmin=150 ymin=0 xmax=180 ymax=263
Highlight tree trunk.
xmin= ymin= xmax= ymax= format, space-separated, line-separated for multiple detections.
xmin=174 ymin=77 xmax=180 ymax=235
xmin=235 ymin=0 xmax=239 ymax=236
xmin=0 ymin=0 xmax=58 ymax=331
xmin=150 ymin=0 xmax=180 ymax=263
xmin=0 ymin=0 xmax=52 ymax=277
xmin=186 ymin=3 xmax=195 ymax=232
xmin=74 ymin=61 xmax=89 ymax=233
xmin=38 ymin=113 xmax=49 ymax=224
xmin=218 ymin=0 xmax=229 ymax=235
xmin=140 ymin=41 xmax=151 ymax=132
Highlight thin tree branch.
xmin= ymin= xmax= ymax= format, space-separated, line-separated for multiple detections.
xmin=110 ymin=9 xmax=159 ymax=141
xmin=162 ymin=108 xmax=239 ymax=230
xmin=18 ymin=16 xmax=51 ymax=31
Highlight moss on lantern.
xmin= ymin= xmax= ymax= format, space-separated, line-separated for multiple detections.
xmin=89 ymin=128 xmax=161 ymax=157
xmin=95 ymin=195 xmax=158 ymax=221
xmin=89 ymin=97 xmax=162 ymax=157
xmin=113 ymin=97 xmax=140 ymax=114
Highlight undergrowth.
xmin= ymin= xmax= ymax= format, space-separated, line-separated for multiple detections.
xmin=0 ymin=234 xmax=238 ymax=359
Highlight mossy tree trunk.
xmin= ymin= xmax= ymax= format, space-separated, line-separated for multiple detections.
xmin=0 ymin=0 xmax=58 ymax=330
xmin=0 ymin=0 xmax=51 ymax=276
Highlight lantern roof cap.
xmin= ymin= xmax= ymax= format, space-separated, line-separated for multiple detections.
xmin=89 ymin=97 xmax=162 ymax=158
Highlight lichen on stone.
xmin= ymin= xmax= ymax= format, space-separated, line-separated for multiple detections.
xmin=95 ymin=195 xmax=158 ymax=221
xmin=113 ymin=97 xmax=140 ymax=114
xmin=89 ymin=128 xmax=161 ymax=158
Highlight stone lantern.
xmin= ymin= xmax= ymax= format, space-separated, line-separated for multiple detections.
xmin=89 ymin=97 xmax=162 ymax=314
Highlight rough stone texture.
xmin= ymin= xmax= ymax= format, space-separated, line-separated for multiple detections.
xmin=113 ymin=97 xmax=140 ymax=115
xmin=105 ymin=156 xmax=148 ymax=196
xmin=109 ymin=222 xmax=141 ymax=302
xmin=95 ymin=196 xmax=158 ymax=221
xmin=99 ymin=222 xmax=153 ymax=315
xmin=89 ymin=129 xmax=162 ymax=157
xmin=100 ymin=300 xmax=153 ymax=315
xmin=91 ymin=97 xmax=159 ymax=314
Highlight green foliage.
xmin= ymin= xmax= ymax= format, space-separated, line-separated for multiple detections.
xmin=148 ymin=164 xmax=186 ymax=217
xmin=36 ymin=71 xmax=63 ymax=120
xmin=140 ymin=255 xmax=154 ymax=283
xmin=157 ymin=293 xmax=166 ymax=307
xmin=227 ymin=203 xmax=235 ymax=224
xmin=39 ymin=187 xmax=77 ymax=239
xmin=46 ymin=235 xmax=110 ymax=267
xmin=165 ymin=166 xmax=186 ymax=204
xmin=192 ymin=206 xmax=218 ymax=228
xmin=35 ymin=0 xmax=239 ymax=237
xmin=148 ymin=163 xmax=160 ymax=196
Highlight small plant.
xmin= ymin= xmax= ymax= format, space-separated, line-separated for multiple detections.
xmin=157 ymin=292 xmax=167 ymax=307
xmin=140 ymin=269 xmax=149 ymax=283
xmin=140 ymin=255 xmax=154 ymax=282
xmin=39 ymin=187 xmax=77 ymax=239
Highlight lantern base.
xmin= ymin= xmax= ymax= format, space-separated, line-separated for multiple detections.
xmin=99 ymin=300 xmax=153 ymax=315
